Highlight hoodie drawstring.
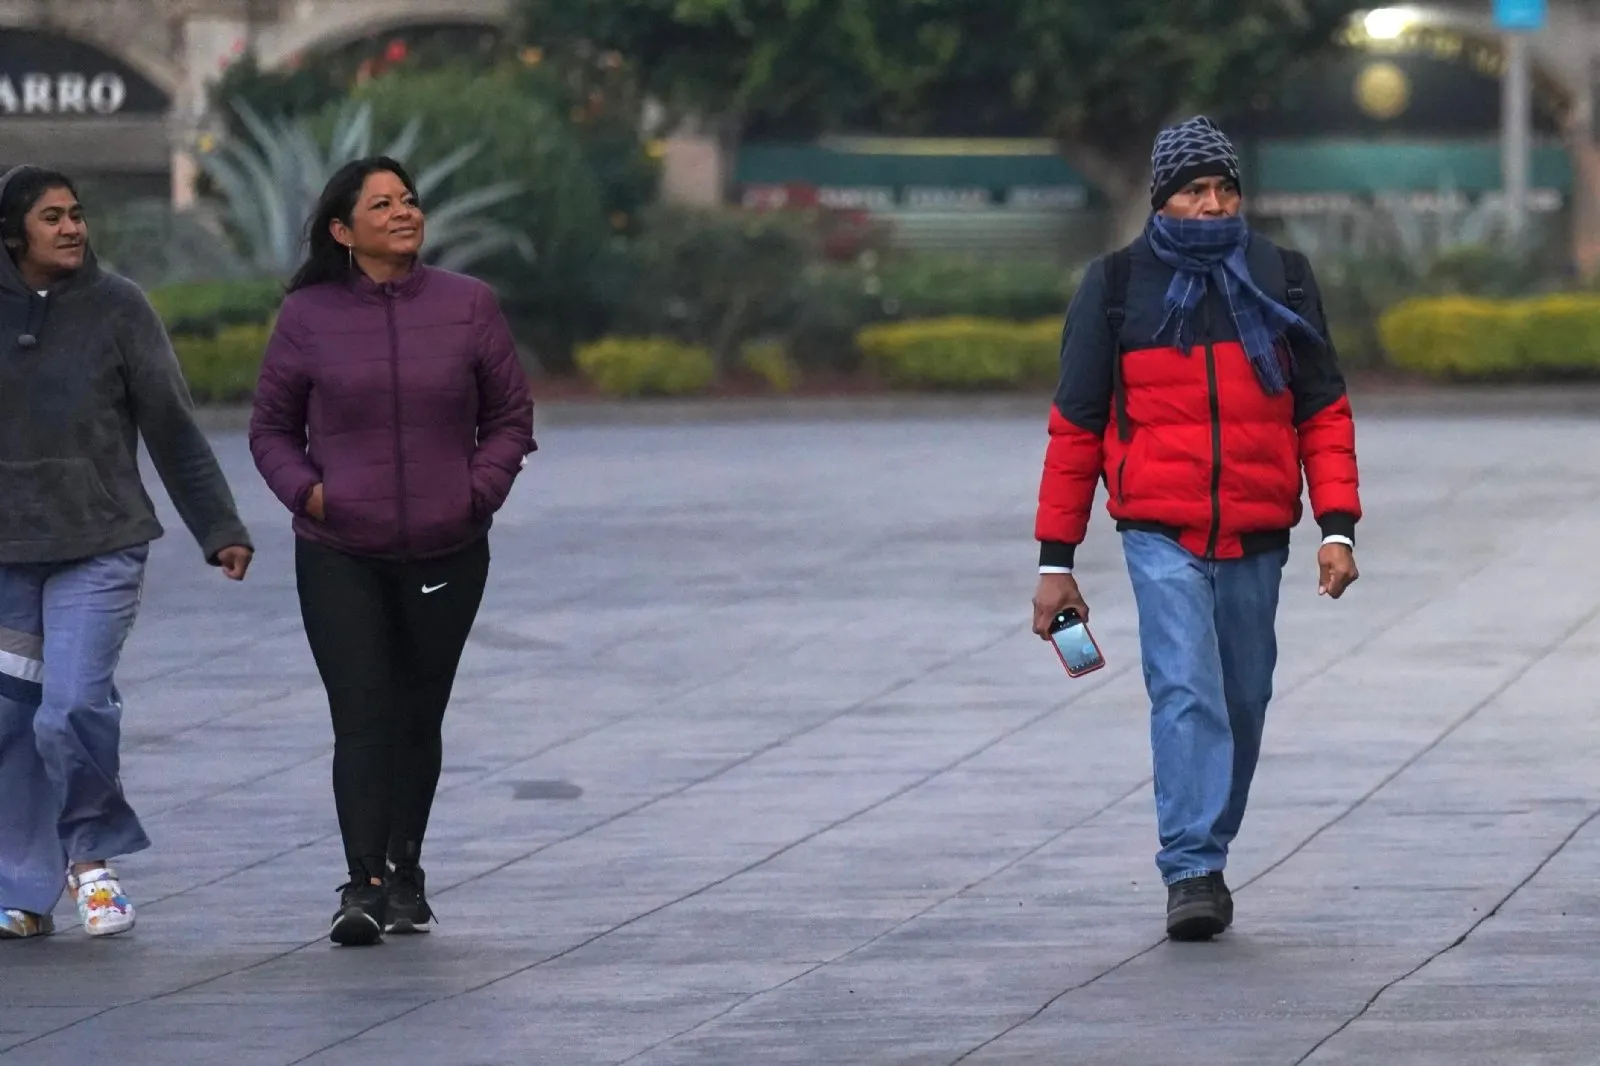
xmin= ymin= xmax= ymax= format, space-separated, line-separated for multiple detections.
xmin=17 ymin=292 xmax=44 ymax=349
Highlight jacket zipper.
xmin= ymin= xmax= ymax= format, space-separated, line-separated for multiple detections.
xmin=385 ymin=293 xmax=410 ymax=558
xmin=1115 ymin=455 xmax=1128 ymax=505
xmin=1204 ymin=339 xmax=1222 ymax=557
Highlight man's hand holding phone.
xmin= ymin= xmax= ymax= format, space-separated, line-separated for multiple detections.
xmin=1033 ymin=573 xmax=1089 ymax=638
xmin=1035 ymin=574 xmax=1105 ymax=677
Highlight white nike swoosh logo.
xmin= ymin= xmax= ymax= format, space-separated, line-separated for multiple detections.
xmin=422 ymin=583 xmax=448 ymax=594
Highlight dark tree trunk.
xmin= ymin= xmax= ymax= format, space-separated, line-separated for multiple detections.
xmin=1056 ymin=141 xmax=1153 ymax=253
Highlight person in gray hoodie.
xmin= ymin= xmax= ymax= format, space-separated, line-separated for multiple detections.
xmin=0 ymin=165 xmax=254 ymax=941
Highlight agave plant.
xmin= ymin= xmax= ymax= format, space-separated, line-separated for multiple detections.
xmin=196 ymin=99 xmax=534 ymax=278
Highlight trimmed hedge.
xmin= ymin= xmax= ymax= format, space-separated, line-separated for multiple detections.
xmin=173 ymin=324 xmax=272 ymax=403
xmin=857 ymin=317 xmax=1061 ymax=389
xmin=872 ymin=255 xmax=1077 ymax=322
xmin=1378 ymin=294 xmax=1600 ymax=377
xmin=575 ymin=336 xmax=716 ymax=397
xmin=150 ymin=280 xmax=283 ymax=337
xmin=740 ymin=341 xmax=800 ymax=393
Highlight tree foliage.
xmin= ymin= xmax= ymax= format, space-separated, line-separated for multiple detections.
xmin=518 ymin=0 xmax=885 ymax=136
xmin=872 ymin=2 xmax=1363 ymax=172
xmin=518 ymin=0 xmax=1366 ymax=232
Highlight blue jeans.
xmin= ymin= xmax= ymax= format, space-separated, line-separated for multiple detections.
xmin=0 ymin=546 xmax=152 ymax=916
xmin=1122 ymin=530 xmax=1287 ymax=886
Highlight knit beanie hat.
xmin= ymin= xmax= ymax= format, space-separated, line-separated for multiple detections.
xmin=1149 ymin=115 xmax=1241 ymax=210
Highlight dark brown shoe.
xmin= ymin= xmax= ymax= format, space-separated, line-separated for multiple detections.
xmin=1166 ymin=875 xmax=1225 ymax=941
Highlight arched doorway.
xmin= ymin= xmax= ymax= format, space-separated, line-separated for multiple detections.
xmin=0 ymin=28 xmax=173 ymax=197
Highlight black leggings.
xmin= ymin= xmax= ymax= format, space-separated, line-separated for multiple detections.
xmin=295 ymin=536 xmax=489 ymax=883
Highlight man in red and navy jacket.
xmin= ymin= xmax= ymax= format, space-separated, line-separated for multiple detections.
xmin=1030 ymin=115 xmax=1362 ymax=942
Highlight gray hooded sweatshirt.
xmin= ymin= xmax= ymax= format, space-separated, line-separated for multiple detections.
xmin=0 ymin=166 xmax=251 ymax=566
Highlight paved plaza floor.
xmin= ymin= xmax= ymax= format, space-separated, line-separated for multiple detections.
xmin=3 ymin=403 xmax=1600 ymax=1065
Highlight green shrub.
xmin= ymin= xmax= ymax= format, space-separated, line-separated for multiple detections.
xmin=151 ymin=280 xmax=282 ymax=337
xmin=1377 ymin=294 xmax=1600 ymax=378
xmin=173 ymin=323 xmax=272 ymax=402
xmin=775 ymin=262 xmax=887 ymax=374
xmin=740 ymin=341 xmax=800 ymax=393
xmin=776 ymin=254 xmax=1075 ymax=373
xmin=1514 ymin=296 xmax=1600 ymax=372
xmin=1301 ymin=244 xmax=1548 ymax=373
xmin=870 ymin=254 xmax=1077 ymax=321
xmin=609 ymin=206 xmax=816 ymax=371
xmin=857 ymin=317 xmax=1061 ymax=390
xmin=576 ymin=336 xmax=716 ymax=397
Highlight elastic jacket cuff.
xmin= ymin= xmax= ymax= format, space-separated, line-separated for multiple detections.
xmin=1039 ymin=541 xmax=1077 ymax=569
xmin=1317 ymin=512 xmax=1358 ymax=543
xmin=201 ymin=524 xmax=253 ymax=566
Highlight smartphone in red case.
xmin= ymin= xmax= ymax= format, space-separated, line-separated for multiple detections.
xmin=1049 ymin=608 xmax=1106 ymax=678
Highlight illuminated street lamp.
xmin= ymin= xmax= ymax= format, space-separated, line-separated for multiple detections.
xmin=1362 ymin=7 xmax=1417 ymax=40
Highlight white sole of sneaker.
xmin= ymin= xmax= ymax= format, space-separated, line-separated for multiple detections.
xmin=84 ymin=918 xmax=135 ymax=938
xmin=330 ymin=911 xmax=382 ymax=946
xmin=385 ymin=919 xmax=429 ymax=935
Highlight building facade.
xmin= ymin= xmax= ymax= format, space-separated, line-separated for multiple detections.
xmin=0 ymin=0 xmax=509 ymax=199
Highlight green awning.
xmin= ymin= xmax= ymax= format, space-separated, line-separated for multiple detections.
xmin=735 ymin=137 xmax=1574 ymax=197
xmin=736 ymin=140 xmax=1088 ymax=189
xmin=1252 ymin=138 xmax=1572 ymax=193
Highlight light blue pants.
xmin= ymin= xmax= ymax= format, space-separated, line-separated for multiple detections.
xmin=1122 ymin=530 xmax=1288 ymax=886
xmin=0 ymin=545 xmax=152 ymax=916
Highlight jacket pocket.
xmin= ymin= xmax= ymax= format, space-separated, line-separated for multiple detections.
xmin=316 ymin=468 xmax=358 ymax=540
xmin=467 ymin=460 xmax=486 ymax=522
xmin=0 ymin=458 xmax=125 ymax=543
xmin=1113 ymin=430 xmax=1145 ymax=505
xmin=454 ymin=458 xmax=476 ymax=526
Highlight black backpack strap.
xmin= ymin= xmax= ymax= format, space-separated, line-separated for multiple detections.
xmin=1280 ymin=247 xmax=1307 ymax=312
xmin=1104 ymin=247 xmax=1133 ymax=442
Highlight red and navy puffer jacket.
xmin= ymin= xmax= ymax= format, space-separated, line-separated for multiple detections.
xmin=1035 ymin=232 xmax=1360 ymax=566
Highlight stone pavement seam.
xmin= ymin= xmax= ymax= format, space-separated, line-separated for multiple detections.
xmin=49 ymin=520 xmax=966 ymax=955
xmin=584 ymin=500 xmax=1520 ymax=1065
xmin=0 ymin=636 xmax=823 ymax=1044
xmin=612 ymin=741 xmax=1155 ymax=1062
xmin=284 ymin=637 xmax=1130 ymax=1064
xmin=420 ymin=626 xmax=1028 ymax=904
xmin=628 ymin=541 xmax=1474 ymax=1064
xmin=106 ymin=648 xmax=792 ymax=926
xmin=942 ymin=528 xmax=1585 ymax=1065
xmin=103 ymin=519 xmax=936 ymax=925
xmin=1292 ymin=805 xmax=1600 ymax=1065
xmin=0 ymin=933 xmax=316 ymax=1059
xmin=117 ymin=620 xmax=305 ymax=688
xmin=10 ymin=620 xmax=1035 ymax=1058
xmin=1236 ymin=598 xmax=1600 ymax=897
xmin=121 ymin=686 xmax=296 ymax=755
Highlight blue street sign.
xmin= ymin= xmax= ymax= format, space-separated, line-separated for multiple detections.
xmin=1494 ymin=0 xmax=1546 ymax=30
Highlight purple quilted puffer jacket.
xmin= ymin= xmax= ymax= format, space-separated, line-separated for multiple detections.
xmin=248 ymin=266 xmax=535 ymax=560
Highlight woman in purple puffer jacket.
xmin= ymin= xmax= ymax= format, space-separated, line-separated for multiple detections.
xmin=249 ymin=156 xmax=535 ymax=947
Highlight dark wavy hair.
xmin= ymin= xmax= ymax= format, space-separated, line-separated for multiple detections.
xmin=0 ymin=167 xmax=80 ymax=262
xmin=287 ymin=156 xmax=420 ymax=293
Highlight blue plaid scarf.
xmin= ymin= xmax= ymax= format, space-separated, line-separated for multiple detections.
xmin=1144 ymin=214 xmax=1320 ymax=396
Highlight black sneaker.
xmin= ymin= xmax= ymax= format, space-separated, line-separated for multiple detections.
xmin=330 ymin=880 xmax=386 ymax=946
xmin=1211 ymin=871 xmax=1234 ymax=930
xmin=1166 ymin=875 xmax=1226 ymax=941
xmin=386 ymin=864 xmax=433 ymax=935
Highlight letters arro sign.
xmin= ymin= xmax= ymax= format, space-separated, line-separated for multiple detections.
xmin=0 ymin=72 xmax=127 ymax=116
